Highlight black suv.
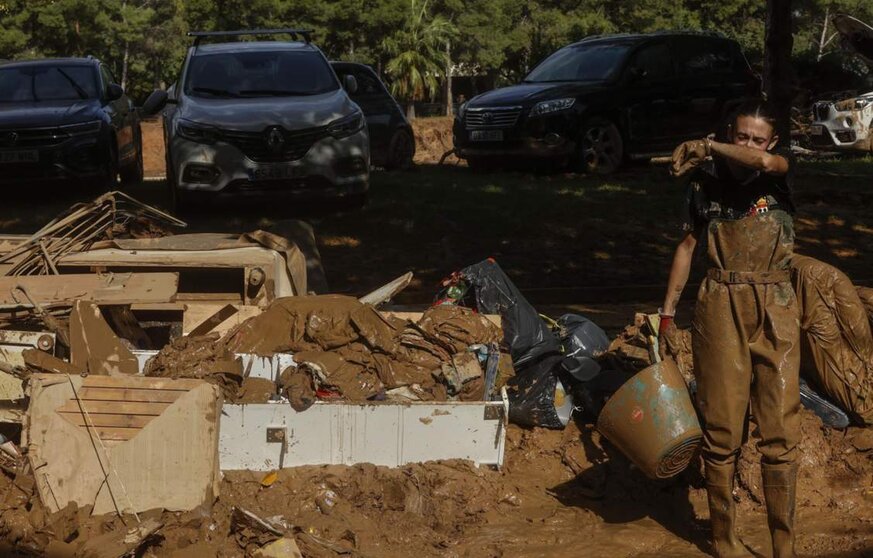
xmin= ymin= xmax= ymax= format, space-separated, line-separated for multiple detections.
xmin=0 ymin=57 xmax=143 ymax=187
xmin=453 ymin=32 xmax=759 ymax=173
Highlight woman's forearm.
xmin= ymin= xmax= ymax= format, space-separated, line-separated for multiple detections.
xmin=661 ymin=232 xmax=697 ymax=316
xmin=709 ymin=140 xmax=788 ymax=175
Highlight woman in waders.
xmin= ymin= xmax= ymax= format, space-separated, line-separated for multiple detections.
xmin=659 ymin=99 xmax=799 ymax=558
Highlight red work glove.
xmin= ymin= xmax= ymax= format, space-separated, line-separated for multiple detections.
xmin=657 ymin=312 xmax=678 ymax=362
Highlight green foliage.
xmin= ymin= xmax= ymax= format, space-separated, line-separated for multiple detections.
xmin=0 ymin=0 xmax=871 ymax=104
xmin=383 ymin=0 xmax=455 ymax=102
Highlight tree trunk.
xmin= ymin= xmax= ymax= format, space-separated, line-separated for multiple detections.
xmin=445 ymin=40 xmax=452 ymax=117
xmin=817 ymin=6 xmax=829 ymax=61
xmin=121 ymin=41 xmax=130 ymax=90
xmin=407 ymin=102 xmax=416 ymax=120
xmin=764 ymin=0 xmax=794 ymax=141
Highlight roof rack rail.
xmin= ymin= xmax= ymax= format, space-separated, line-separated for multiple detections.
xmin=188 ymin=29 xmax=313 ymax=47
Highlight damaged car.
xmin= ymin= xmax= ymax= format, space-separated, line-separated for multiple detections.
xmin=142 ymin=29 xmax=369 ymax=211
xmin=809 ymin=14 xmax=873 ymax=153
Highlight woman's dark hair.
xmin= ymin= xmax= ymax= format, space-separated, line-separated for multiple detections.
xmin=732 ymin=98 xmax=778 ymax=127
xmin=715 ymin=97 xmax=778 ymax=141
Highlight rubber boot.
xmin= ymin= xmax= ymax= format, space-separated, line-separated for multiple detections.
xmin=705 ymin=462 xmax=753 ymax=558
xmin=762 ymin=463 xmax=798 ymax=558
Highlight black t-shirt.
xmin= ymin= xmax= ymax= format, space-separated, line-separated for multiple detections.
xmin=680 ymin=147 xmax=795 ymax=234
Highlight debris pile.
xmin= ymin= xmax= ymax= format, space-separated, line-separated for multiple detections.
xmin=1 ymin=194 xmax=873 ymax=556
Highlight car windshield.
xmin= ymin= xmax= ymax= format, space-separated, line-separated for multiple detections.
xmin=524 ymin=43 xmax=632 ymax=83
xmin=184 ymin=50 xmax=339 ymax=98
xmin=0 ymin=64 xmax=99 ymax=102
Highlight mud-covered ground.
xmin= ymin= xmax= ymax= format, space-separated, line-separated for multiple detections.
xmin=1 ymin=411 xmax=872 ymax=557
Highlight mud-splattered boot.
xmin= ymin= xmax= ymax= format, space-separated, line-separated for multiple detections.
xmin=705 ymin=462 xmax=753 ymax=558
xmin=762 ymin=463 xmax=798 ymax=558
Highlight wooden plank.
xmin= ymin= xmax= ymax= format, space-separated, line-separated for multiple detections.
xmin=81 ymin=375 xmax=203 ymax=390
xmin=57 ymin=413 xmax=154 ymax=429
xmin=0 ymin=273 xmax=179 ymax=307
xmin=175 ymin=293 xmax=243 ymax=302
xmin=188 ymin=304 xmax=238 ymax=336
xmin=76 ymin=387 xmax=184 ymax=403
xmin=182 ymin=303 xmax=262 ymax=337
xmin=56 ymin=400 xmax=171 ymax=416
xmin=88 ymin=426 xmax=142 ymax=441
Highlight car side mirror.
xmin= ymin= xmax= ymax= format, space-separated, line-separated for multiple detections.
xmin=141 ymin=90 xmax=169 ymax=116
xmin=107 ymin=83 xmax=124 ymax=101
xmin=343 ymin=75 xmax=358 ymax=95
xmin=628 ymin=66 xmax=648 ymax=81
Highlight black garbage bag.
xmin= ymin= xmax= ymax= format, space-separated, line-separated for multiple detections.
xmin=460 ymin=259 xmax=561 ymax=367
xmin=557 ymin=313 xmax=610 ymax=382
xmin=506 ymin=353 xmax=573 ymax=429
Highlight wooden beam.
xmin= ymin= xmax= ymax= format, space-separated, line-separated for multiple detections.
xmin=0 ymin=273 xmax=179 ymax=308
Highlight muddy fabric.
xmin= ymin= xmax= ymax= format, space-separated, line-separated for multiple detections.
xmin=225 ymin=295 xmax=398 ymax=355
xmin=791 ymin=255 xmax=873 ymax=425
xmin=144 ymin=334 xmax=244 ymax=401
xmin=293 ymin=350 xmax=382 ymax=401
xmin=858 ymin=286 xmax=873 ymax=324
xmin=692 ymin=210 xmax=801 ymax=468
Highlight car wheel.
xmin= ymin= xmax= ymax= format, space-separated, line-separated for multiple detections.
xmin=579 ymin=117 xmax=624 ymax=174
xmin=100 ymin=142 xmax=120 ymax=191
xmin=120 ymin=129 xmax=144 ymax=186
xmin=385 ymin=128 xmax=415 ymax=170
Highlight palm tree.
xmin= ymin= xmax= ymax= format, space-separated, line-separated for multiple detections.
xmin=383 ymin=0 xmax=456 ymax=120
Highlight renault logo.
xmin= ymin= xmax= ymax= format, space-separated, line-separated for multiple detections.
xmin=0 ymin=132 xmax=18 ymax=147
xmin=265 ymin=127 xmax=286 ymax=153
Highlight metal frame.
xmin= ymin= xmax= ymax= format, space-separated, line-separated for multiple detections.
xmin=188 ymin=29 xmax=313 ymax=47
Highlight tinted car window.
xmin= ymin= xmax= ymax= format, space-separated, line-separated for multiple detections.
xmin=184 ymin=51 xmax=339 ymax=98
xmin=627 ymin=43 xmax=672 ymax=81
xmin=525 ymin=43 xmax=632 ymax=83
xmin=0 ymin=65 xmax=99 ymax=102
xmin=679 ymin=41 xmax=735 ymax=74
xmin=350 ymin=68 xmax=382 ymax=95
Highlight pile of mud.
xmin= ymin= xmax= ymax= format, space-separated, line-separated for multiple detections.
xmin=2 ymin=410 xmax=872 ymax=557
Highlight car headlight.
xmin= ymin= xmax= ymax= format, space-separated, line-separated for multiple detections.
xmin=457 ymin=101 xmax=468 ymax=120
xmin=177 ymin=119 xmax=219 ymax=144
xmin=62 ymin=120 xmax=103 ymax=136
xmin=328 ymin=111 xmax=365 ymax=138
xmin=855 ymin=98 xmax=870 ymax=109
xmin=530 ymin=98 xmax=576 ymax=117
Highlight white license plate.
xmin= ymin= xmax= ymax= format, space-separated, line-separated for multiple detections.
xmin=809 ymin=125 xmax=824 ymax=136
xmin=0 ymin=150 xmax=38 ymax=164
xmin=470 ymin=130 xmax=503 ymax=142
xmin=248 ymin=165 xmax=305 ymax=181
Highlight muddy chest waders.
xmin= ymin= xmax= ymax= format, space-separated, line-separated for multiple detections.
xmin=692 ymin=210 xmax=800 ymax=558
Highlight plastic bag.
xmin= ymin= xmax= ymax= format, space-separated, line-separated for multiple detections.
xmin=460 ymin=259 xmax=561 ymax=367
xmin=505 ymin=353 xmax=572 ymax=429
xmin=557 ymin=313 xmax=610 ymax=382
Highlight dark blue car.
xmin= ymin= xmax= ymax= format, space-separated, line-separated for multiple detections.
xmin=0 ymin=57 xmax=143 ymax=188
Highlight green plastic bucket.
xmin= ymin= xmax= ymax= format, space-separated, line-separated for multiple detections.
xmin=596 ymin=359 xmax=702 ymax=479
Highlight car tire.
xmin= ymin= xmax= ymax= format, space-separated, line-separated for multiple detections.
xmin=578 ymin=117 xmax=624 ymax=174
xmin=385 ymin=128 xmax=415 ymax=170
xmin=120 ymin=128 xmax=144 ymax=186
xmin=100 ymin=142 xmax=120 ymax=192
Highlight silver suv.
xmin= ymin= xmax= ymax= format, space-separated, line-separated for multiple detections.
xmin=143 ymin=30 xmax=369 ymax=210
